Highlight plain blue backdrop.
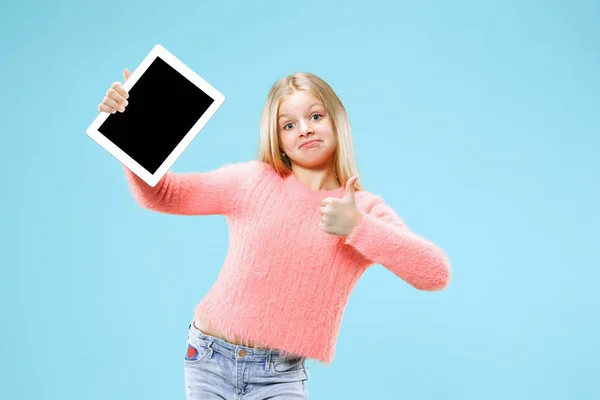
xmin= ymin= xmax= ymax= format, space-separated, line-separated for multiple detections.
xmin=1 ymin=0 xmax=598 ymax=399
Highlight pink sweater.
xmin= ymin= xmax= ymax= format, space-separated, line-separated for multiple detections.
xmin=124 ymin=160 xmax=451 ymax=365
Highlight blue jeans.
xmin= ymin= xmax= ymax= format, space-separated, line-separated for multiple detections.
xmin=184 ymin=321 xmax=310 ymax=399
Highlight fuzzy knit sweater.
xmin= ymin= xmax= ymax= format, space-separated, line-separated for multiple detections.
xmin=124 ymin=160 xmax=451 ymax=365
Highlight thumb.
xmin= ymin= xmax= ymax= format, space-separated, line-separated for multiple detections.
xmin=344 ymin=176 xmax=358 ymax=202
xmin=123 ymin=68 xmax=131 ymax=82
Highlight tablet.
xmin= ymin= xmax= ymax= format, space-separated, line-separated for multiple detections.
xmin=86 ymin=44 xmax=225 ymax=187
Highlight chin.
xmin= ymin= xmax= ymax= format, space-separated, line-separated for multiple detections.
xmin=289 ymin=145 xmax=336 ymax=169
xmin=292 ymin=155 xmax=335 ymax=170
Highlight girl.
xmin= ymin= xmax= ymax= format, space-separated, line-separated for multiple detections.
xmin=98 ymin=69 xmax=451 ymax=399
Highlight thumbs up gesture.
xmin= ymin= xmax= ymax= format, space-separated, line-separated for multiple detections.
xmin=98 ymin=68 xmax=131 ymax=114
xmin=318 ymin=176 xmax=363 ymax=236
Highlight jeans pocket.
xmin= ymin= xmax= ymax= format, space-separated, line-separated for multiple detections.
xmin=184 ymin=337 xmax=211 ymax=365
xmin=270 ymin=356 xmax=306 ymax=376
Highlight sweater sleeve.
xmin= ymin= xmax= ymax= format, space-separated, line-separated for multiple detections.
xmin=344 ymin=197 xmax=451 ymax=291
xmin=123 ymin=160 xmax=265 ymax=216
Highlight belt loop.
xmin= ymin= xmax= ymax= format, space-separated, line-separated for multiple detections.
xmin=265 ymin=349 xmax=272 ymax=370
xmin=206 ymin=339 xmax=214 ymax=359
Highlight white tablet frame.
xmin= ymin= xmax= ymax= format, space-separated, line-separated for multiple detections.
xmin=86 ymin=44 xmax=225 ymax=187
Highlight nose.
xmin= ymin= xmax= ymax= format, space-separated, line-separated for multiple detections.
xmin=298 ymin=119 xmax=314 ymax=136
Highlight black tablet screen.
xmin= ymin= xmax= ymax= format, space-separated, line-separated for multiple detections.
xmin=98 ymin=56 xmax=215 ymax=174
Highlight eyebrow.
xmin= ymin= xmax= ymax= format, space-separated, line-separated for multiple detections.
xmin=278 ymin=103 xmax=323 ymax=120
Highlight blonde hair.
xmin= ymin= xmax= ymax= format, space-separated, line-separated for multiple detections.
xmin=257 ymin=72 xmax=362 ymax=191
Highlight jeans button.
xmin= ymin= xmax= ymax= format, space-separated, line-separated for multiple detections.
xmin=238 ymin=349 xmax=247 ymax=357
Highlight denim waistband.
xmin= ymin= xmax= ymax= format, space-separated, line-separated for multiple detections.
xmin=188 ymin=321 xmax=304 ymax=363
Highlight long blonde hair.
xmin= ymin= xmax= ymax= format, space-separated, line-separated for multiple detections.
xmin=257 ymin=72 xmax=362 ymax=191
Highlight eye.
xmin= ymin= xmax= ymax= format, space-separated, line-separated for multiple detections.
xmin=311 ymin=114 xmax=322 ymax=121
xmin=283 ymin=123 xmax=294 ymax=130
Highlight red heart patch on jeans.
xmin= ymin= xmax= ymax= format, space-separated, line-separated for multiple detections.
xmin=186 ymin=344 xmax=198 ymax=360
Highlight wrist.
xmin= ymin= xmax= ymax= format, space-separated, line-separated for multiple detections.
xmin=350 ymin=210 xmax=363 ymax=233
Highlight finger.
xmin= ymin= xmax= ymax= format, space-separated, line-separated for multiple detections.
xmin=319 ymin=205 xmax=331 ymax=215
xmin=318 ymin=221 xmax=327 ymax=231
xmin=107 ymin=87 xmax=128 ymax=107
xmin=123 ymin=68 xmax=131 ymax=82
xmin=98 ymin=103 xmax=117 ymax=114
xmin=102 ymin=95 xmax=125 ymax=112
xmin=344 ymin=176 xmax=358 ymax=202
xmin=320 ymin=198 xmax=333 ymax=207
xmin=110 ymin=82 xmax=129 ymax=101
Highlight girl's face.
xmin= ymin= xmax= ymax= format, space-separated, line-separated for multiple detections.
xmin=278 ymin=90 xmax=337 ymax=170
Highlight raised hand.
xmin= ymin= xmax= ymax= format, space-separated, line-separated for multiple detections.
xmin=97 ymin=68 xmax=131 ymax=114
xmin=318 ymin=176 xmax=363 ymax=236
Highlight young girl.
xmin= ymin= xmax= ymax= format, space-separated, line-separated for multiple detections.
xmin=98 ymin=69 xmax=451 ymax=399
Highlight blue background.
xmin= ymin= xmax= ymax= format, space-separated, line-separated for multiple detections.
xmin=1 ymin=0 xmax=598 ymax=399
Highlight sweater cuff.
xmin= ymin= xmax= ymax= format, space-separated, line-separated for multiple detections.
xmin=344 ymin=212 xmax=378 ymax=252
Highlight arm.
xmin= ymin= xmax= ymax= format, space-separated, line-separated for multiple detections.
xmin=345 ymin=198 xmax=451 ymax=291
xmin=123 ymin=161 xmax=264 ymax=216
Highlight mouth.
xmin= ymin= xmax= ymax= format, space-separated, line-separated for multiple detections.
xmin=299 ymin=140 xmax=321 ymax=149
